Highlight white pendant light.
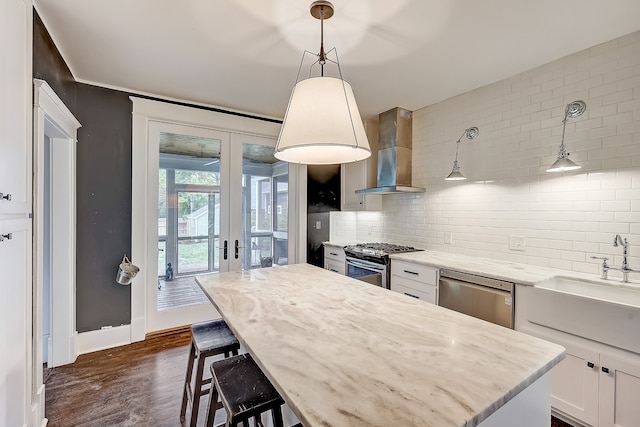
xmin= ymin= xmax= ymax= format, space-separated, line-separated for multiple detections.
xmin=445 ymin=127 xmax=478 ymax=181
xmin=547 ymin=100 xmax=586 ymax=173
xmin=274 ymin=1 xmax=371 ymax=165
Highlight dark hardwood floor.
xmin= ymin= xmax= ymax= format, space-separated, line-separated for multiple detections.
xmin=45 ymin=329 xmax=575 ymax=426
xmin=45 ymin=329 xmax=196 ymax=426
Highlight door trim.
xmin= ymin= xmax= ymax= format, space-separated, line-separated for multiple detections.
xmin=131 ymin=97 xmax=289 ymax=340
xmin=33 ymin=79 xmax=81 ymax=368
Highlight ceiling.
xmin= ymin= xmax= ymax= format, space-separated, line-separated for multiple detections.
xmin=34 ymin=0 xmax=640 ymax=120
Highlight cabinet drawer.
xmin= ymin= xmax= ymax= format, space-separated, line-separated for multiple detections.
xmin=392 ymin=273 xmax=437 ymax=293
xmin=324 ymin=246 xmax=345 ymax=262
xmin=391 ymin=281 xmax=436 ymax=304
xmin=391 ymin=260 xmax=438 ymax=285
xmin=325 ymin=259 xmax=345 ymax=275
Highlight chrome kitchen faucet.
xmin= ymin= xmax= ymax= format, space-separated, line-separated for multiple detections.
xmin=591 ymin=234 xmax=637 ymax=283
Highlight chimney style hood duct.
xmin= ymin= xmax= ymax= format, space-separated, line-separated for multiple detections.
xmin=356 ymin=107 xmax=425 ymax=194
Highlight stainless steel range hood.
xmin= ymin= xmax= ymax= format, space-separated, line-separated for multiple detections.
xmin=356 ymin=107 xmax=425 ymax=194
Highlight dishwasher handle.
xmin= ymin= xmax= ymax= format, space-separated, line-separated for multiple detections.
xmin=440 ymin=269 xmax=514 ymax=292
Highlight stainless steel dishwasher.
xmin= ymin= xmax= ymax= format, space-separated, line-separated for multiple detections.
xmin=438 ymin=269 xmax=515 ymax=329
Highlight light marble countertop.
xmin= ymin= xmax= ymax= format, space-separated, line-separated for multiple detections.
xmin=390 ymin=250 xmax=640 ymax=287
xmin=197 ymin=264 xmax=565 ymax=427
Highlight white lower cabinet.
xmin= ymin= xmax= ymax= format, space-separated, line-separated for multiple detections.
xmin=551 ymin=339 xmax=599 ymax=426
xmin=390 ymin=260 xmax=438 ymax=304
xmin=598 ymin=352 xmax=640 ymax=427
xmin=324 ymin=245 xmax=345 ymax=275
xmin=0 ymin=218 xmax=33 ymax=427
xmin=523 ymin=327 xmax=640 ymax=427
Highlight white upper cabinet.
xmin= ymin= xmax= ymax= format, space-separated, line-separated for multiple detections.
xmin=0 ymin=1 xmax=34 ymax=426
xmin=341 ymin=120 xmax=382 ymax=211
xmin=0 ymin=0 xmax=32 ymax=215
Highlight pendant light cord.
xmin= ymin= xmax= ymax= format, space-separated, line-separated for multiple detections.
xmin=319 ymin=6 xmax=326 ymax=76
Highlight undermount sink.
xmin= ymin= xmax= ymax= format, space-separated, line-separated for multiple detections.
xmin=528 ymin=276 xmax=640 ymax=354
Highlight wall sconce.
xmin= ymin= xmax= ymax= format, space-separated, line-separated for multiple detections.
xmin=445 ymin=127 xmax=478 ymax=181
xmin=546 ymin=100 xmax=586 ymax=173
xmin=274 ymin=1 xmax=371 ymax=165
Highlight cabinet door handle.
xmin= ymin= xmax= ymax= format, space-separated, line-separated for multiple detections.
xmin=329 ymin=269 xmax=338 ymax=273
xmin=0 ymin=193 xmax=11 ymax=201
xmin=234 ymin=240 xmax=239 ymax=259
xmin=404 ymin=270 xmax=419 ymax=276
xmin=587 ymin=361 xmax=595 ymax=369
xmin=602 ymin=367 xmax=610 ymax=374
xmin=0 ymin=233 xmax=13 ymax=242
xmin=223 ymin=240 xmax=228 ymax=260
xmin=404 ymin=292 xmax=419 ymax=299
xmin=329 ymin=252 xmax=338 ymax=256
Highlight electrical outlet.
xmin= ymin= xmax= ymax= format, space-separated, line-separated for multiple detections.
xmin=444 ymin=232 xmax=453 ymax=245
xmin=509 ymin=236 xmax=526 ymax=251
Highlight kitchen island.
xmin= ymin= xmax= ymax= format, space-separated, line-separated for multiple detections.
xmin=196 ymin=264 xmax=564 ymax=427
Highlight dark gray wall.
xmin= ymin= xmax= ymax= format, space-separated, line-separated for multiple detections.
xmin=74 ymin=84 xmax=133 ymax=331
xmin=33 ymin=11 xmax=132 ymax=332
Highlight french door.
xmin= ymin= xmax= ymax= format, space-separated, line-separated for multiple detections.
xmin=146 ymin=121 xmax=289 ymax=332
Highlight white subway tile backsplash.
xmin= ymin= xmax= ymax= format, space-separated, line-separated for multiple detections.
xmin=599 ymin=222 xmax=630 ymax=234
xmin=364 ymin=31 xmax=640 ymax=276
xmin=614 ymin=212 xmax=640 ymax=223
xmin=603 ymin=111 xmax=634 ymax=126
xmin=603 ymin=89 xmax=634 ymax=105
xmin=589 ymin=81 xmax=619 ymax=98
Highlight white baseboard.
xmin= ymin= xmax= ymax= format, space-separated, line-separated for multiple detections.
xmin=75 ymin=325 xmax=132 ymax=355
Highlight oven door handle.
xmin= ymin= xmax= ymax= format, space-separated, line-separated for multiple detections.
xmin=346 ymin=258 xmax=386 ymax=273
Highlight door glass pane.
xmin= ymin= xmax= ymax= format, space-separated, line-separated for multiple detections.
xmin=274 ymin=176 xmax=288 ymax=232
xmin=158 ymin=168 xmax=167 ymax=277
xmin=177 ymin=190 xmax=211 ymax=274
xmin=273 ymin=175 xmax=288 ymax=265
xmin=157 ymin=132 xmax=221 ymax=311
xmin=240 ymin=143 xmax=288 ymax=270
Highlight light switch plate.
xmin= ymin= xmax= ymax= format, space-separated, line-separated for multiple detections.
xmin=509 ymin=236 xmax=525 ymax=251
xmin=444 ymin=232 xmax=452 ymax=245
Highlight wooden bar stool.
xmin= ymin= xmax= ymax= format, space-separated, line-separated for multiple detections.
xmin=205 ymin=353 xmax=285 ymax=427
xmin=180 ymin=319 xmax=241 ymax=427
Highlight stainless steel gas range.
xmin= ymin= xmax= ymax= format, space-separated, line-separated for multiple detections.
xmin=343 ymin=243 xmax=422 ymax=289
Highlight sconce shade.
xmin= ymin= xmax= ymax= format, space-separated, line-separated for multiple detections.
xmin=445 ymin=169 xmax=466 ymax=181
xmin=274 ymin=76 xmax=371 ymax=165
xmin=546 ymin=156 xmax=581 ymax=173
